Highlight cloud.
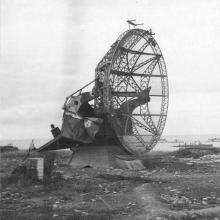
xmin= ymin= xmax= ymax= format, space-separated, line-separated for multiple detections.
xmin=1 ymin=0 xmax=220 ymax=139
xmin=0 ymin=101 xmax=63 ymax=139
xmin=164 ymin=91 xmax=220 ymax=135
xmin=0 ymin=101 xmax=62 ymax=125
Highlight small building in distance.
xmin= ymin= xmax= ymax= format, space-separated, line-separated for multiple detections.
xmin=0 ymin=144 xmax=19 ymax=153
xmin=173 ymin=142 xmax=220 ymax=157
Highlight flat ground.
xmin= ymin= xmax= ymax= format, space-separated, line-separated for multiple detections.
xmin=1 ymin=150 xmax=220 ymax=220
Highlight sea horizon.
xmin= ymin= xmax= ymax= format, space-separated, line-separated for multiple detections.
xmin=0 ymin=134 xmax=220 ymax=151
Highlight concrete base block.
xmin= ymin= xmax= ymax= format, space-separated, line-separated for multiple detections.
xmin=26 ymin=158 xmax=44 ymax=180
xmin=70 ymin=144 xmax=145 ymax=170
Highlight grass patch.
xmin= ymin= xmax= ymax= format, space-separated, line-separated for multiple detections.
xmin=63 ymin=210 xmax=113 ymax=220
xmin=0 ymin=150 xmax=40 ymax=159
xmin=1 ymin=165 xmax=41 ymax=188
xmin=96 ymin=173 xmax=151 ymax=183
xmin=69 ymin=178 xmax=99 ymax=193
xmin=1 ymin=208 xmax=114 ymax=220
xmin=1 ymin=174 xmax=21 ymax=187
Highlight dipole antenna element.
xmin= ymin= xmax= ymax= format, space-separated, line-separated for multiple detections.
xmin=126 ymin=19 xmax=144 ymax=29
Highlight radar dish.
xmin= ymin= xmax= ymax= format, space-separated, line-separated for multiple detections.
xmin=95 ymin=29 xmax=169 ymax=155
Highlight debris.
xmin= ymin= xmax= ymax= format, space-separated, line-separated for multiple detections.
xmin=104 ymin=188 xmax=110 ymax=193
xmin=202 ymin=200 xmax=208 ymax=205
xmin=74 ymin=209 xmax=89 ymax=215
xmin=52 ymin=204 xmax=58 ymax=209
xmin=199 ymin=154 xmax=220 ymax=162
xmin=96 ymin=195 xmax=112 ymax=209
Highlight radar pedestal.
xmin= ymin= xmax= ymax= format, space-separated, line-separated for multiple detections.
xmin=69 ymin=143 xmax=145 ymax=170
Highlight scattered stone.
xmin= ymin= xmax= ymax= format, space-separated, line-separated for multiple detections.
xmin=53 ymin=203 xmax=59 ymax=209
xmin=174 ymin=171 xmax=179 ymax=176
xmin=202 ymin=200 xmax=208 ymax=205
xmin=200 ymin=154 xmax=220 ymax=162
xmin=104 ymin=188 xmax=110 ymax=193
xmin=170 ymin=189 xmax=180 ymax=193
xmin=74 ymin=209 xmax=88 ymax=215
xmin=155 ymin=217 xmax=167 ymax=220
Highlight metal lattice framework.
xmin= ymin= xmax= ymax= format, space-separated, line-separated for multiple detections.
xmin=95 ymin=28 xmax=169 ymax=155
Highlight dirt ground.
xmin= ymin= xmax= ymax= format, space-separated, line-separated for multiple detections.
xmin=1 ymin=150 xmax=220 ymax=220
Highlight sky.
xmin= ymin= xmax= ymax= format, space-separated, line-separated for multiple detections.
xmin=0 ymin=0 xmax=220 ymax=139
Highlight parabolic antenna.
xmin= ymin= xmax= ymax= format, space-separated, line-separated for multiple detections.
xmin=95 ymin=28 xmax=169 ymax=155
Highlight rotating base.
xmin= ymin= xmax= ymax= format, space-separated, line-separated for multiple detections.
xmin=70 ymin=144 xmax=145 ymax=170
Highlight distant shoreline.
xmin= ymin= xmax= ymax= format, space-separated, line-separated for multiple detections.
xmin=0 ymin=134 xmax=220 ymax=151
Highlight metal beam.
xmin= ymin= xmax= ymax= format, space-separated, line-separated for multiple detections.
xmin=112 ymin=91 xmax=164 ymax=97
xmin=133 ymin=55 xmax=161 ymax=72
xmin=115 ymin=113 xmax=167 ymax=117
xmin=120 ymin=46 xmax=160 ymax=56
xmin=111 ymin=70 xmax=167 ymax=78
xmin=112 ymin=91 xmax=139 ymax=97
xmin=132 ymin=114 xmax=167 ymax=116
xmin=150 ymin=94 xmax=164 ymax=97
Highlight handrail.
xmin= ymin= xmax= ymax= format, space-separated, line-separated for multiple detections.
xmin=63 ymin=77 xmax=100 ymax=107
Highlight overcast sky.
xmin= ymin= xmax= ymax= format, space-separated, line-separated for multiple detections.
xmin=0 ymin=0 xmax=220 ymax=139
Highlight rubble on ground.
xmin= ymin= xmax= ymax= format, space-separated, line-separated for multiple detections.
xmin=1 ymin=150 xmax=220 ymax=220
xmin=199 ymin=154 xmax=220 ymax=162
